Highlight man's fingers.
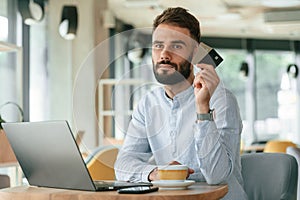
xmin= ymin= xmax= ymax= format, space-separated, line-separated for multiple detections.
xmin=188 ymin=168 xmax=195 ymax=174
xmin=169 ymin=161 xmax=181 ymax=165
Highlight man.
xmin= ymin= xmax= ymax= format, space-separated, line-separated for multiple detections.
xmin=114 ymin=7 xmax=247 ymax=199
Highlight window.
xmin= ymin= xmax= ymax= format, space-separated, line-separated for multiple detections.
xmin=255 ymin=50 xmax=295 ymax=141
xmin=216 ymin=49 xmax=250 ymax=142
xmin=217 ymin=48 xmax=297 ymax=144
xmin=217 ymin=49 xmax=247 ymax=119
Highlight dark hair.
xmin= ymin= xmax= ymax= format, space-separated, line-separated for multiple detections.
xmin=153 ymin=7 xmax=200 ymax=43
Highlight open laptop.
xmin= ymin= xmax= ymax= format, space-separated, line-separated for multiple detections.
xmin=2 ymin=120 xmax=152 ymax=191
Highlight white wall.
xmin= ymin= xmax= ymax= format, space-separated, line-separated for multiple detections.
xmin=48 ymin=0 xmax=109 ymax=150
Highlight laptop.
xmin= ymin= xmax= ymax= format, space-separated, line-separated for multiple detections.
xmin=2 ymin=120 xmax=152 ymax=191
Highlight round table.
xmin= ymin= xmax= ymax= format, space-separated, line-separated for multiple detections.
xmin=0 ymin=182 xmax=228 ymax=200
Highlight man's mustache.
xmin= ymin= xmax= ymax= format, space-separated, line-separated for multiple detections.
xmin=157 ymin=60 xmax=178 ymax=69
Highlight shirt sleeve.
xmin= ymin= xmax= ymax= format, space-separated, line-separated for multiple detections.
xmin=193 ymin=88 xmax=242 ymax=184
xmin=114 ymin=101 xmax=156 ymax=182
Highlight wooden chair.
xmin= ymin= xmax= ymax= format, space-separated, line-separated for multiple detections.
xmin=85 ymin=146 xmax=119 ymax=180
xmin=263 ymin=140 xmax=297 ymax=153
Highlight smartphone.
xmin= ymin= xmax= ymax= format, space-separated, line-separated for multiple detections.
xmin=117 ymin=186 xmax=159 ymax=194
xmin=192 ymin=42 xmax=223 ymax=68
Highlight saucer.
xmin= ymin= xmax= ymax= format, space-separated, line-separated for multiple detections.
xmin=151 ymin=180 xmax=195 ymax=190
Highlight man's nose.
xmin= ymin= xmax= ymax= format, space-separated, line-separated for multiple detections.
xmin=160 ymin=48 xmax=172 ymax=61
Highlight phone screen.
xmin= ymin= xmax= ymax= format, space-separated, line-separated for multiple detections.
xmin=118 ymin=186 xmax=159 ymax=194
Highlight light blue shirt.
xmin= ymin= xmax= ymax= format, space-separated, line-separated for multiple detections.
xmin=115 ymin=83 xmax=248 ymax=200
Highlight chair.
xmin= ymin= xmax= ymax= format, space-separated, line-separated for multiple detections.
xmin=263 ymin=140 xmax=297 ymax=153
xmin=287 ymin=146 xmax=300 ymax=200
xmin=85 ymin=145 xmax=119 ymax=180
xmin=241 ymin=153 xmax=297 ymax=200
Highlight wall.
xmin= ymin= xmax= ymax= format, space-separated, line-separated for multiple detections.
xmin=48 ymin=0 xmax=109 ymax=150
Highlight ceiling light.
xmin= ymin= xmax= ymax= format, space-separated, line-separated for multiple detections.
xmin=126 ymin=31 xmax=149 ymax=64
xmin=124 ymin=0 xmax=158 ymax=8
xmin=287 ymin=64 xmax=299 ymax=78
xmin=264 ymin=10 xmax=300 ymax=23
xmin=262 ymin=0 xmax=300 ymax=7
xmin=59 ymin=6 xmax=78 ymax=40
xmin=217 ymin=12 xmax=241 ymax=20
xmin=240 ymin=61 xmax=249 ymax=78
xmin=18 ymin=0 xmax=44 ymax=25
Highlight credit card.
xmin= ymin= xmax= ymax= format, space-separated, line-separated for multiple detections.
xmin=191 ymin=42 xmax=223 ymax=68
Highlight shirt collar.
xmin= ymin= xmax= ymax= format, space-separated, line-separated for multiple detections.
xmin=163 ymin=86 xmax=194 ymax=104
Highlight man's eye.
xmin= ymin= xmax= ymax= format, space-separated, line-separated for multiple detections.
xmin=153 ymin=44 xmax=163 ymax=49
xmin=172 ymin=45 xmax=182 ymax=49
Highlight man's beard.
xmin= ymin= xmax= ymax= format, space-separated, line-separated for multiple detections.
xmin=153 ymin=56 xmax=192 ymax=85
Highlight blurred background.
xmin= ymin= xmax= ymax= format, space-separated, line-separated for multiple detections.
xmin=1 ymin=0 xmax=300 ymax=155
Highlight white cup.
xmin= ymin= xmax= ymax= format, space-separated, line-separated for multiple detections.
xmin=158 ymin=165 xmax=188 ymax=182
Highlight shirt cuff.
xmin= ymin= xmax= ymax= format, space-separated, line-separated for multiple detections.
xmin=141 ymin=165 xmax=157 ymax=182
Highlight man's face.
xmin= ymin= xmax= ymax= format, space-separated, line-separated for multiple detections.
xmin=152 ymin=24 xmax=197 ymax=85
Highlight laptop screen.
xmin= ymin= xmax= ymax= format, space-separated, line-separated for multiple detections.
xmin=3 ymin=121 xmax=97 ymax=191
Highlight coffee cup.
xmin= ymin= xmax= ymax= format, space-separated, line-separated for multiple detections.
xmin=158 ymin=165 xmax=188 ymax=182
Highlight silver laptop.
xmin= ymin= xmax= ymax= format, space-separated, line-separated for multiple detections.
xmin=2 ymin=120 xmax=152 ymax=191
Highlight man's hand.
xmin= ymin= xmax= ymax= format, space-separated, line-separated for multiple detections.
xmin=148 ymin=167 xmax=159 ymax=181
xmin=148 ymin=161 xmax=194 ymax=181
xmin=169 ymin=161 xmax=194 ymax=178
xmin=193 ymin=63 xmax=219 ymax=113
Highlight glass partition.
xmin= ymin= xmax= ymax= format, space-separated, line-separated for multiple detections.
xmin=255 ymin=50 xmax=295 ymax=141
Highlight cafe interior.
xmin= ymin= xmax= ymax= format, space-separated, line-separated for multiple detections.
xmin=1 ymin=0 xmax=300 ymax=198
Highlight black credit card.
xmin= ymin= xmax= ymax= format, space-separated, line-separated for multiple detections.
xmin=192 ymin=42 xmax=223 ymax=68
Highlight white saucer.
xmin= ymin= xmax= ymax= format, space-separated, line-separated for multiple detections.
xmin=151 ymin=180 xmax=195 ymax=190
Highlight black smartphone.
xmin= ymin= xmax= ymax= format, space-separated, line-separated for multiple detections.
xmin=192 ymin=42 xmax=223 ymax=68
xmin=117 ymin=186 xmax=159 ymax=194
